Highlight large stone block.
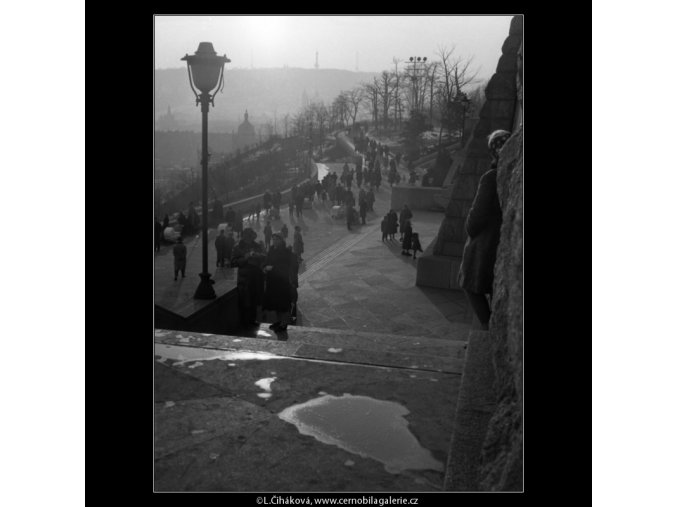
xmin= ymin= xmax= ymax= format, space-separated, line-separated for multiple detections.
xmin=501 ymin=34 xmax=522 ymax=55
xmin=485 ymin=74 xmax=517 ymax=101
xmin=496 ymin=54 xmax=517 ymax=73
xmin=487 ymin=100 xmax=517 ymax=123
xmin=472 ymin=120 xmax=492 ymax=140
xmin=509 ymin=14 xmax=524 ymax=35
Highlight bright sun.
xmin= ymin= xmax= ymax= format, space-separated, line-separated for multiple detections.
xmin=251 ymin=17 xmax=286 ymax=49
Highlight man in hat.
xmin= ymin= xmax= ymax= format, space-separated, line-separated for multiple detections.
xmin=172 ymin=236 xmax=187 ymax=281
xmin=231 ymin=227 xmax=266 ymax=326
xmin=214 ymin=229 xmax=228 ymax=268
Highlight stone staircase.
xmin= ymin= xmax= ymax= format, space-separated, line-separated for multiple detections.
xmin=154 ymin=325 xmax=467 ymax=375
xmin=154 ymin=323 xmax=497 ymax=491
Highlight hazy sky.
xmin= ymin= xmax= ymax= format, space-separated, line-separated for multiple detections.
xmin=155 ymin=15 xmax=513 ymax=80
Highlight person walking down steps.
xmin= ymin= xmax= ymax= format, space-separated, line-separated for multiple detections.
xmin=173 ymin=236 xmax=187 ymax=281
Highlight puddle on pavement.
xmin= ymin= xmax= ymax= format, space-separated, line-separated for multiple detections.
xmin=154 ymin=344 xmax=281 ymax=366
xmin=255 ymin=377 xmax=277 ymax=399
xmin=255 ymin=377 xmax=276 ymax=392
xmin=278 ymin=394 xmax=444 ymax=474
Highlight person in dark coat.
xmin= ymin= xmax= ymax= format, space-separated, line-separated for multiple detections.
xmin=162 ymin=214 xmax=170 ymax=242
xmin=177 ymin=211 xmax=187 ymax=234
xmin=411 ymin=232 xmax=423 ymax=260
xmin=154 ymin=217 xmax=163 ymax=252
xmin=280 ymin=223 xmax=289 ymax=241
xmin=366 ymin=188 xmax=375 ymax=212
xmin=233 ymin=210 xmax=244 ymax=239
xmin=212 ymin=198 xmax=223 ymax=224
xmin=399 ymin=205 xmax=413 ymax=241
xmin=225 ymin=207 xmax=236 ymax=230
xmin=231 ymin=228 xmax=266 ymax=326
xmin=346 ymin=203 xmax=354 ymax=231
xmin=215 ymin=229 xmax=228 ymax=267
xmin=263 ymin=191 xmax=272 ymax=214
xmin=295 ymin=193 xmax=305 ymax=218
xmin=172 ymin=236 xmax=187 ymax=281
xmin=387 ymin=210 xmax=398 ymax=241
xmin=263 ymin=233 xmax=296 ymax=333
xmin=359 ymin=197 xmax=368 ymax=225
xmin=293 ymin=226 xmax=304 ymax=262
xmin=401 ymin=220 xmax=413 ymax=256
xmin=458 ymin=129 xmax=510 ymax=330
xmin=380 ymin=215 xmax=388 ymax=242
xmin=263 ymin=221 xmax=273 ymax=251
xmin=288 ymin=243 xmax=300 ymax=325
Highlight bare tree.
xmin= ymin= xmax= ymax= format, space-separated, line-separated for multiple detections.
xmin=427 ymin=62 xmax=438 ymax=123
xmin=344 ymin=88 xmax=365 ymax=128
xmin=377 ymin=71 xmax=396 ymax=131
xmin=331 ymin=92 xmax=349 ymax=130
xmin=435 ymin=45 xmax=481 ymax=143
xmin=314 ymin=102 xmax=330 ymax=142
xmin=362 ymin=79 xmax=380 ymax=131
xmin=392 ymin=58 xmax=405 ymax=127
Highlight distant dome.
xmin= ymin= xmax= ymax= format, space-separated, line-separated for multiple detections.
xmin=236 ymin=109 xmax=256 ymax=148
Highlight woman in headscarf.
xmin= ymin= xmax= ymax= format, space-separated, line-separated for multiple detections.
xmin=458 ymin=129 xmax=511 ymax=330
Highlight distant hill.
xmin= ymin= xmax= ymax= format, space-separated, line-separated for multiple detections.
xmin=155 ymin=67 xmax=379 ymax=133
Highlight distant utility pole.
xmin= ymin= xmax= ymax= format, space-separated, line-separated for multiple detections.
xmin=314 ymin=51 xmax=319 ymax=98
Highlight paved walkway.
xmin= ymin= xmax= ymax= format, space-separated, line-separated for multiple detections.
xmin=155 ymin=162 xmax=471 ymax=337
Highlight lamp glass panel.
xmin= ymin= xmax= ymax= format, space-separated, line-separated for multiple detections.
xmin=191 ymin=59 xmax=222 ymax=93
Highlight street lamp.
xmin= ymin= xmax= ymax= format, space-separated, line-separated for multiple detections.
xmin=407 ymin=56 xmax=427 ymax=113
xmin=182 ymin=42 xmax=231 ymax=300
xmin=454 ymin=92 xmax=471 ymax=146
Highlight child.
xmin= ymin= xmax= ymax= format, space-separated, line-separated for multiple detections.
xmin=412 ymin=232 xmax=423 ymax=260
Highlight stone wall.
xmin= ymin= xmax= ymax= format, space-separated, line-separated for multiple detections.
xmin=477 ymin=117 xmax=523 ymax=490
xmin=431 ymin=16 xmax=523 ymax=270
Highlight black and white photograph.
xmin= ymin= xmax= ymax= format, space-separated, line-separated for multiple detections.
xmin=153 ymin=14 xmax=524 ymax=493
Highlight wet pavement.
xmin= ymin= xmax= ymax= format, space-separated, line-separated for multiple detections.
xmin=155 ymin=329 xmax=462 ymax=492
xmin=155 ymin=152 xmax=473 ymax=491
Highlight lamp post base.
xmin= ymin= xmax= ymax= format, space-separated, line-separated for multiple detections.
xmin=193 ymin=272 xmax=217 ymax=300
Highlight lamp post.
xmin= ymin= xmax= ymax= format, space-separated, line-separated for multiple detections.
xmin=182 ymin=42 xmax=231 ymax=300
xmin=454 ymin=92 xmax=471 ymax=146
xmin=406 ymin=56 xmax=427 ymax=114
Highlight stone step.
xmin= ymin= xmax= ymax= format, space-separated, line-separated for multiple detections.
xmin=155 ymin=324 xmax=467 ymax=374
xmin=443 ymin=330 xmax=497 ymax=491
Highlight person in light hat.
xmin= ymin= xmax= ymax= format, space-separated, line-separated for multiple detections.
xmin=458 ymin=129 xmax=511 ymax=329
